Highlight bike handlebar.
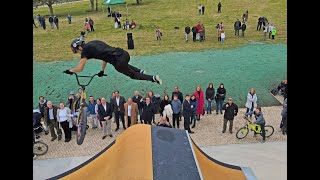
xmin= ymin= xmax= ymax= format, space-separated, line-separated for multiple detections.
xmin=72 ymin=73 xmax=107 ymax=87
xmin=243 ymin=116 xmax=253 ymax=123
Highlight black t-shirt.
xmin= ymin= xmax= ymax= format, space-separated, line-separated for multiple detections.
xmin=81 ymin=40 xmax=124 ymax=65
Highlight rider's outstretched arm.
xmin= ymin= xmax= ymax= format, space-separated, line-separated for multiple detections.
xmin=101 ymin=61 xmax=107 ymax=72
xmin=70 ymin=58 xmax=87 ymax=73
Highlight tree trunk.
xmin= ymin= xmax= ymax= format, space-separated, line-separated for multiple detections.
xmin=136 ymin=0 xmax=140 ymax=5
xmin=96 ymin=0 xmax=98 ymax=11
xmin=90 ymin=0 xmax=94 ymax=11
xmin=48 ymin=4 xmax=54 ymax=16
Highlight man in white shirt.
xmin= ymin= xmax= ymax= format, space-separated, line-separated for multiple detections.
xmin=97 ymin=97 xmax=113 ymax=139
xmin=124 ymin=98 xmax=138 ymax=128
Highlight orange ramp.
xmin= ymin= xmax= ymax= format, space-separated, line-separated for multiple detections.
xmin=49 ymin=124 xmax=256 ymax=180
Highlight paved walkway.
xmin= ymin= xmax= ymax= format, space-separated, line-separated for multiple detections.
xmin=33 ymin=141 xmax=287 ymax=180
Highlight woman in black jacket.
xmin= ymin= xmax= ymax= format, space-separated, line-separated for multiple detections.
xmin=159 ymin=95 xmax=171 ymax=117
xmin=205 ymin=83 xmax=215 ymax=114
xmin=215 ymin=83 xmax=226 ymax=114
xmin=148 ymin=91 xmax=157 ymax=124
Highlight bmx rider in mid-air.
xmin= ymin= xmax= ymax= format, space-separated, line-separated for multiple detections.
xmin=64 ymin=38 xmax=162 ymax=85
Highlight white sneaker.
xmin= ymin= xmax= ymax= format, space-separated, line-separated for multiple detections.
xmin=140 ymin=70 xmax=146 ymax=74
xmin=154 ymin=75 xmax=162 ymax=85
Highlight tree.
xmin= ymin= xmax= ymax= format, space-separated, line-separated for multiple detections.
xmin=96 ymin=0 xmax=98 ymax=11
xmin=90 ymin=0 xmax=94 ymax=11
xmin=38 ymin=0 xmax=58 ymax=16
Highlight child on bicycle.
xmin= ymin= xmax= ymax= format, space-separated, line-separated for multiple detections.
xmin=245 ymin=106 xmax=266 ymax=143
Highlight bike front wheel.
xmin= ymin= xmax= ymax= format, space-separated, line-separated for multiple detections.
xmin=265 ymin=125 xmax=274 ymax=138
xmin=77 ymin=107 xmax=88 ymax=145
xmin=236 ymin=126 xmax=249 ymax=139
xmin=33 ymin=141 xmax=48 ymax=156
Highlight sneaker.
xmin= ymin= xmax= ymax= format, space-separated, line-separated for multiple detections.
xmin=189 ymin=131 xmax=194 ymax=134
xmin=102 ymin=135 xmax=107 ymax=139
xmin=109 ymin=134 xmax=113 ymax=137
xmin=33 ymin=155 xmax=37 ymax=160
xmin=153 ymin=75 xmax=162 ymax=85
xmin=261 ymin=140 xmax=266 ymax=143
xmin=65 ymin=139 xmax=71 ymax=142
xmin=229 ymin=131 xmax=233 ymax=134
xmin=140 ymin=69 xmax=146 ymax=74
xmin=191 ymin=125 xmax=195 ymax=128
xmin=222 ymin=130 xmax=225 ymax=133
xmin=51 ymin=137 xmax=57 ymax=141
xmin=58 ymin=136 xmax=62 ymax=141
xmin=115 ymin=127 xmax=119 ymax=131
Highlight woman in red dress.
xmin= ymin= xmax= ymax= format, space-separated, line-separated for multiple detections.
xmin=194 ymin=86 xmax=204 ymax=121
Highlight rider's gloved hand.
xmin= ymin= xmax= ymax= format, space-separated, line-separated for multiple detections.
xmin=97 ymin=71 xmax=104 ymax=77
xmin=63 ymin=70 xmax=74 ymax=75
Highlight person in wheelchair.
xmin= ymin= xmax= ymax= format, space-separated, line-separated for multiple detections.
xmin=245 ymin=106 xmax=266 ymax=143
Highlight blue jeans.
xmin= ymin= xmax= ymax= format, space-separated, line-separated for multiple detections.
xmin=259 ymin=123 xmax=266 ymax=140
xmin=190 ymin=111 xmax=196 ymax=127
xmin=216 ymin=99 xmax=224 ymax=113
xmin=206 ymin=99 xmax=213 ymax=113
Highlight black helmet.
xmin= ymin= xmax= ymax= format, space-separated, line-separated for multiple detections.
xmin=70 ymin=38 xmax=85 ymax=52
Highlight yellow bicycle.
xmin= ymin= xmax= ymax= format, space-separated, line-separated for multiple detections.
xmin=236 ymin=115 xmax=274 ymax=139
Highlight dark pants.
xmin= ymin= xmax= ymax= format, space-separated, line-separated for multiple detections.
xmin=33 ymin=22 xmax=37 ymax=28
xmin=259 ymin=123 xmax=266 ymax=140
xmin=42 ymin=23 xmax=46 ymax=30
xmin=54 ymin=23 xmax=59 ymax=29
xmin=246 ymin=107 xmax=254 ymax=117
xmin=235 ymin=29 xmax=239 ymax=36
xmin=193 ymin=32 xmax=196 ymax=41
xmin=257 ymin=22 xmax=262 ymax=30
xmin=127 ymin=116 xmax=131 ymax=127
xmin=144 ymin=117 xmax=152 ymax=125
xmin=242 ymin=30 xmax=245 ymax=36
xmin=218 ymin=36 xmax=221 ymax=41
xmin=183 ymin=116 xmax=191 ymax=132
xmin=115 ymin=111 xmax=125 ymax=128
xmin=173 ymin=113 xmax=180 ymax=128
xmin=190 ymin=111 xmax=196 ymax=127
xmin=280 ymin=116 xmax=287 ymax=134
xmin=48 ymin=120 xmax=62 ymax=138
xmin=90 ymin=25 xmax=94 ymax=31
xmin=60 ymin=121 xmax=71 ymax=140
xmin=272 ymin=35 xmax=275 ymax=40
xmin=218 ymin=8 xmax=221 ymax=13
xmin=114 ymin=51 xmax=154 ymax=82
xmin=223 ymin=118 xmax=233 ymax=132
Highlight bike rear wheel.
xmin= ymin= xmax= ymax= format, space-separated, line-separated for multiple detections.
xmin=264 ymin=125 xmax=274 ymax=138
xmin=33 ymin=141 xmax=48 ymax=156
xmin=236 ymin=126 xmax=249 ymax=139
xmin=77 ymin=107 xmax=88 ymax=145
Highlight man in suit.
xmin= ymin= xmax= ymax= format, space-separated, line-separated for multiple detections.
xmin=182 ymin=95 xmax=194 ymax=134
xmin=43 ymin=101 xmax=62 ymax=141
xmin=124 ymin=98 xmax=139 ymax=128
xmin=132 ymin=90 xmax=143 ymax=123
xmin=111 ymin=91 xmax=126 ymax=131
xmin=142 ymin=97 xmax=155 ymax=125
xmin=97 ymin=97 xmax=113 ymax=139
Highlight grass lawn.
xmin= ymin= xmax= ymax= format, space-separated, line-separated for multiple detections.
xmin=33 ymin=0 xmax=287 ymax=61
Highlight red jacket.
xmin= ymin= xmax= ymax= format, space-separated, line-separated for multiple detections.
xmin=194 ymin=91 xmax=204 ymax=115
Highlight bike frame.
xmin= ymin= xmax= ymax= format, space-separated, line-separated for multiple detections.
xmin=73 ymin=73 xmax=107 ymax=125
xmin=244 ymin=117 xmax=262 ymax=134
